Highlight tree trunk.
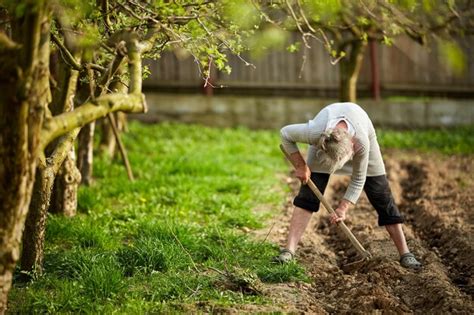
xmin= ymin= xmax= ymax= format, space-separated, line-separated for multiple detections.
xmin=20 ymin=130 xmax=81 ymax=276
xmin=339 ymin=40 xmax=367 ymax=102
xmin=1 ymin=8 xmax=148 ymax=309
xmin=100 ymin=117 xmax=116 ymax=157
xmin=20 ymin=168 xmax=54 ymax=277
xmin=77 ymin=122 xmax=95 ymax=185
xmin=99 ymin=112 xmax=128 ymax=157
xmin=99 ymin=74 xmax=128 ymax=157
xmin=20 ymin=43 xmax=81 ymax=277
xmin=48 ymin=50 xmax=81 ymax=217
xmin=0 ymin=2 xmax=50 ymax=312
xmin=50 ymin=151 xmax=81 ymax=216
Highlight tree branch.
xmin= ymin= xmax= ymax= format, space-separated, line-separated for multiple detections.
xmin=195 ymin=17 xmax=256 ymax=68
xmin=51 ymin=33 xmax=81 ymax=70
xmin=48 ymin=128 xmax=81 ymax=175
xmin=339 ymin=11 xmax=362 ymax=38
xmin=40 ymin=93 xmax=147 ymax=151
xmin=97 ymin=48 xmax=126 ymax=96
xmin=107 ymin=113 xmax=134 ymax=181
xmin=52 ymin=33 xmax=106 ymax=72
xmin=126 ymin=34 xmax=142 ymax=94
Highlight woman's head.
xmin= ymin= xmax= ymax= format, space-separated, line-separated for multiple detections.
xmin=316 ymin=128 xmax=353 ymax=173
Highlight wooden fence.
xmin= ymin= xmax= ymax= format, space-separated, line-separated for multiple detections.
xmin=144 ymin=33 xmax=474 ymax=97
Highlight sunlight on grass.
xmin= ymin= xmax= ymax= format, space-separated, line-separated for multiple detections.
xmin=378 ymin=126 xmax=474 ymax=154
xmin=10 ymin=122 xmax=305 ymax=313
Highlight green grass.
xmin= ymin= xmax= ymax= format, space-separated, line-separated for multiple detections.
xmin=377 ymin=126 xmax=474 ymax=154
xmin=10 ymin=122 xmax=472 ymax=313
xmin=10 ymin=122 xmax=307 ymax=314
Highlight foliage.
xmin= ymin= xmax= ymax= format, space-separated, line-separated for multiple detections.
xmin=253 ymin=0 xmax=474 ymax=101
xmin=277 ymin=0 xmax=474 ymax=53
xmin=438 ymin=40 xmax=467 ymax=75
xmin=61 ymin=0 xmax=281 ymax=76
xmin=2 ymin=0 xmax=274 ymax=75
xmin=9 ymin=122 xmax=308 ymax=313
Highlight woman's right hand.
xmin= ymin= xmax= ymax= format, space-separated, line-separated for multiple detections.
xmin=295 ymin=165 xmax=311 ymax=184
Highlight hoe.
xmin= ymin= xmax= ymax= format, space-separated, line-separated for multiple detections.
xmin=280 ymin=144 xmax=372 ymax=266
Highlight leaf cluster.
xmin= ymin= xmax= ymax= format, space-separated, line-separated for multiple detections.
xmin=255 ymin=0 xmax=473 ymax=64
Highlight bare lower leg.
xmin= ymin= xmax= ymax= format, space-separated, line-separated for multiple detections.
xmin=385 ymin=223 xmax=410 ymax=256
xmin=286 ymin=207 xmax=313 ymax=253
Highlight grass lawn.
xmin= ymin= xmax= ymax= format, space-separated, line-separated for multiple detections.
xmin=9 ymin=121 xmax=472 ymax=313
xmin=377 ymin=126 xmax=473 ymax=154
xmin=10 ymin=122 xmax=307 ymax=314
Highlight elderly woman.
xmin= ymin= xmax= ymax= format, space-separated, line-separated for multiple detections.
xmin=276 ymin=102 xmax=421 ymax=269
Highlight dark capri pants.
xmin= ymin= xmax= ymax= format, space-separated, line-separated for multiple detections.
xmin=293 ymin=172 xmax=404 ymax=226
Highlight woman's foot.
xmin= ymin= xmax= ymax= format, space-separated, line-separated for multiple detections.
xmin=272 ymin=248 xmax=294 ymax=264
xmin=400 ymin=252 xmax=422 ymax=270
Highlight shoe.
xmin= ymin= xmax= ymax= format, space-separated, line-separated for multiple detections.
xmin=272 ymin=248 xmax=294 ymax=264
xmin=400 ymin=252 xmax=422 ymax=270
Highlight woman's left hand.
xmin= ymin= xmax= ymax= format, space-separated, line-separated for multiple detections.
xmin=329 ymin=199 xmax=352 ymax=224
xmin=330 ymin=208 xmax=347 ymax=224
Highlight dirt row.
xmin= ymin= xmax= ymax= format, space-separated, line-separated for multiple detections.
xmin=250 ymin=151 xmax=473 ymax=314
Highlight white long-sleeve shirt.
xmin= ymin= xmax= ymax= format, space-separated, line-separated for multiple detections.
xmin=280 ymin=102 xmax=386 ymax=204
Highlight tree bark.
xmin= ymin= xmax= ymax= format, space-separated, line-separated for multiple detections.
xmin=99 ymin=75 xmax=127 ymax=158
xmin=339 ymin=40 xmax=367 ymax=102
xmin=50 ymin=150 xmax=81 ymax=216
xmin=0 ymin=2 xmax=50 ymax=312
xmin=49 ymin=48 xmax=81 ymax=216
xmin=20 ymin=167 xmax=54 ymax=277
xmin=20 ymin=45 xmax=81 ymax=277
xmin=1 ymin=17 xmax=147 ymax=310
xmin=77 ymin=122 xmax=96 ymax=185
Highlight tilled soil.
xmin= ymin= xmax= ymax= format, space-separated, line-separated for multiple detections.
xmin=255 ymin=151 xmax=473 ymax=314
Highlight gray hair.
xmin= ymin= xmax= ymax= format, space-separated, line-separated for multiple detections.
xmin=315 ymin=128 xmax=353 ymax=173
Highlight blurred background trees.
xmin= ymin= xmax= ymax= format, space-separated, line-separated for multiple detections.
xmin=239 ymin=0 xmax=474 ymax=102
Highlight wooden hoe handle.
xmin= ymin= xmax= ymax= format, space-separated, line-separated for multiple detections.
xmin=280 ymin=144 xmax=372 ymax=259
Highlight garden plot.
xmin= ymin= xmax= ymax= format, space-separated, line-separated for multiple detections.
xmin=257 ymin=151 xmax=473 ymax=314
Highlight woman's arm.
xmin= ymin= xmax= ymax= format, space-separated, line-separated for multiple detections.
xmin=344 ymin=141 xmax=369 ymax=204
xmin=280 ymin=123 xmax=315 ymax=183
xmin=330 ymin=142 xmax=369 ymax=224
xmin=280 ymin=123 xmax=311 ymax=154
